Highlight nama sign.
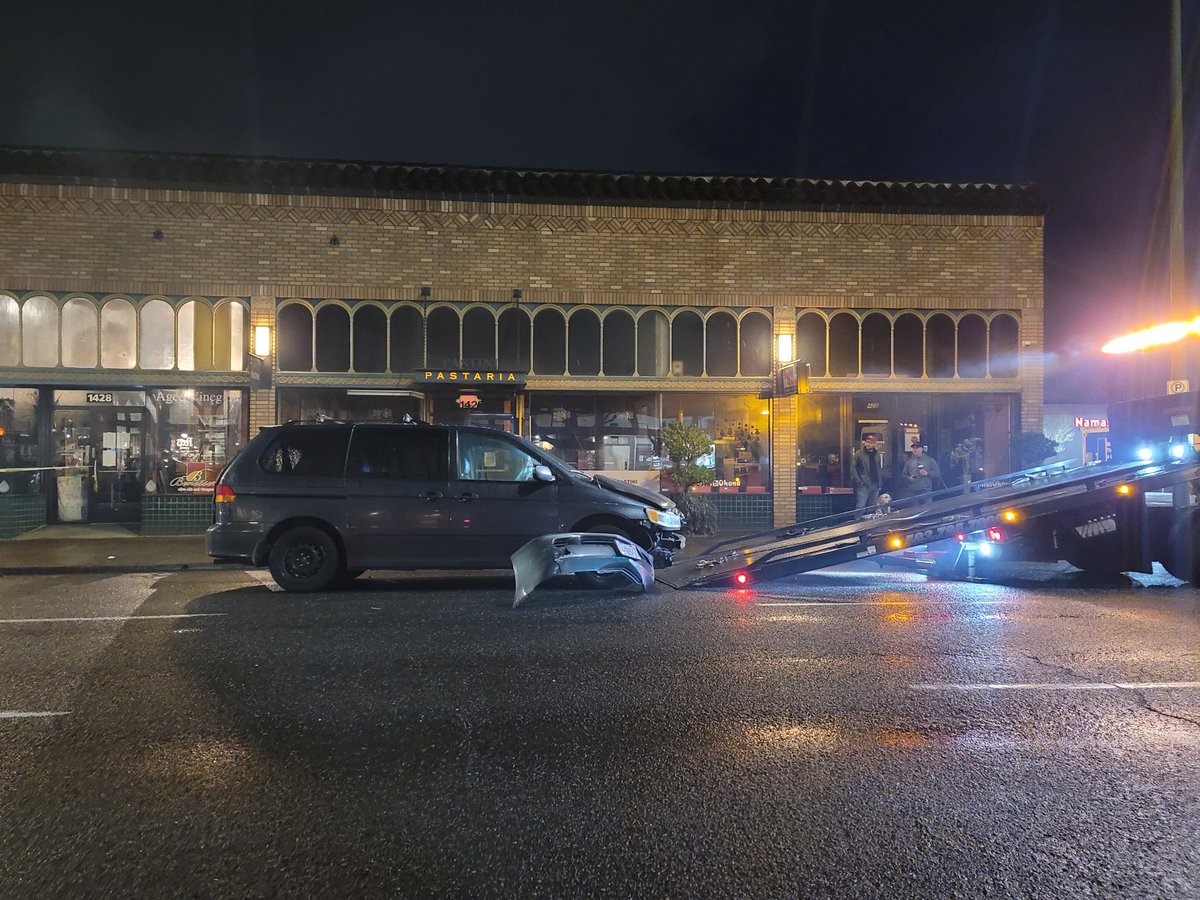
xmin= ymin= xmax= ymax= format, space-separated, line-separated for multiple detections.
xmin=1074 ymin=417 xmax=1109 ymax=429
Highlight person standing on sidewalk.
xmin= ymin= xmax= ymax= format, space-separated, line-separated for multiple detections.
xmin=902 ymin=440 xmax=941 ymax=494
xmin=851 ymin=435 xmax=883 ymax=509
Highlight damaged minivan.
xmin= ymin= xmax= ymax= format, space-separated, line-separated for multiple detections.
xmin=207 ymin=421 xmax=684 ymax=591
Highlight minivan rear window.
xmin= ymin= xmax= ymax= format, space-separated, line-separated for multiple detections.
xmin=259 ymin=429 xmax=350 ymax=477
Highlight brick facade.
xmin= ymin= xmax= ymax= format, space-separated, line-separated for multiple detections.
xmin=0 ymin=152 xmax=1044 ymax=528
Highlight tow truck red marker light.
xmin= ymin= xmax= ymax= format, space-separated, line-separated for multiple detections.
xmin=986 ymin=527 xmax=1004 ymax=542
xmin=214 ymin=484 xmax=236 ymax=503
xmin=954 ymin=532 xmax=966 ymax=543
xmin=733 ymin=572 xmax=750 ymax=586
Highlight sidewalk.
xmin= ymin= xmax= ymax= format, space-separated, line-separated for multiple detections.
xmin=0 ymin=525 xmax=224 ymax=575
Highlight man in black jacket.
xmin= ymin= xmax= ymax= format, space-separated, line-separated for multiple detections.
xmin=851 ymin=435 xmax=883 ymax=509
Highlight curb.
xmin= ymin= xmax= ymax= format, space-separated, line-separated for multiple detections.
xmin=0 ymin=563 xmax=246 ymax=576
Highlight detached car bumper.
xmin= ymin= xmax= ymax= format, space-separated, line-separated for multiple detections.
xmin=511 ymin=532 xmax=656 ymax=607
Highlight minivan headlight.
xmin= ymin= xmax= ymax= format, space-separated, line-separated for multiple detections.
xmin=646 ymin=507 xmax=682 ymax=529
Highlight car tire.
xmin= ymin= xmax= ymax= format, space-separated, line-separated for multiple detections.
xmin=268 ymin=526 xmax=343 ymax=592
xmin=575 ymin=524 xmax=642 ymax=589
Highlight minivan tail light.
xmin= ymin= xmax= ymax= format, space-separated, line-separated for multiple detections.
xmin=215 ymin=484 xmax=237 ymax=503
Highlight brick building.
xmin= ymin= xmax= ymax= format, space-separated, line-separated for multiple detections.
xmin=0 ymin=147 xmax=1043 ymax=536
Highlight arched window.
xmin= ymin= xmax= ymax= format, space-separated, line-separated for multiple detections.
xmin=21 ymin=296 xmax=58 ymax=367
xmin=671 ymin=311 xmax=704 ymax=376
xmin=498 ymin=307 xmax=531 ymax=371
xmin=100 ymin=298 xmax=136 ymax=369
xmin=926 ymin=314 xmax=955 ymax=378
xmin=140 ymin=299 xmax=175 ymax=370
xmin=796 ymin=313 xmax=827 ymax=377
xmin=893 ymin=313 xmax=923 ymax=377
xmin=637 ymin=310 xmax=669 ymax=376
xmin=602 ymin=310 xmax=635 ymax=376
xmin=532 ymin=309 xmax=566 ymax=375
xmin=389 ymin=306 xmax=424 ymax=372
xmin=957 ymin=314 xmax=987 ymax=378
xmin=989 ymin=314 xmax=1020 ymax=378
xmin=739 ymin=312 xmax=772 ymax=376
xmin=0 ymin=296 xmax=19 ymax=366
xmin=568 ymin=309 xmax=601 ymax=376
xmin=178 ymin=300 xmax=215 ymax=371
xmin=705 ymin=312 xmax=738 ymax=376
xmin=276 ymin=304 xmax=313 ymax=372
xmin=61 ymin=297 xmax=98 ymax=368
xmin=828 ymin=313 xmax=859 ymax=377
xmin=861 ymin=313 xmax=891 ymax=376
xmin=426 ymin=307 xmax=460 ymax=369
xmin=315 ymin=305 xmax=351 ymax=372
xmin=462 ymin=307 xmax=497 ymax=369
xmin=353 ymin=305 xmax=387 ymax=373
xmin=213 ymin=301 xmax=246 ymax=371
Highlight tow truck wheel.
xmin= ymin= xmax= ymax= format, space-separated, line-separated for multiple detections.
xmin=575 ymin=524 xmax=642 ymax=589
xmin=1164 ymin=509 xmax=1200 ymax=585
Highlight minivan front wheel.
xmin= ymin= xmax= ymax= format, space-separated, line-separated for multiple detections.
xmin=268 ymin=526 xmax=343 ymax=592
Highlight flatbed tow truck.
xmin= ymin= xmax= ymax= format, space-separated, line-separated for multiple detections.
xmin=512 ymin=392 xmax=1200 ymax=602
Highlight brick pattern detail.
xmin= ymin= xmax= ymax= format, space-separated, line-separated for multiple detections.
xmin=0 ymin=495 xmax=47 ymax=539
xmin=140 ymin=495 xmax=212 ymax=535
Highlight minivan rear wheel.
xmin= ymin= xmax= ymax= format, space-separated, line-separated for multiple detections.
xmin=268 ymin=526 xmax=343 ymax=592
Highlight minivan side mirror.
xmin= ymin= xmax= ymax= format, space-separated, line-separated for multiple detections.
xmin=532 ymin=465 xmax=556 ymax=483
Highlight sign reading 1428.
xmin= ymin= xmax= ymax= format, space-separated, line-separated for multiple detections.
xmin=85 ymin=392 xmax=114 ymax=404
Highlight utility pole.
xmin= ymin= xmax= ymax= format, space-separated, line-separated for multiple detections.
xmin=1170 ymin=0 xmax=1187 ymax=384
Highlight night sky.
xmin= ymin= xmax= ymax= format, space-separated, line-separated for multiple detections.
xmin=4 ymin=0 xmax=1200 ymax=403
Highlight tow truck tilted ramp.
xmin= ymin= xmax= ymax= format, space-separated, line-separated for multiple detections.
xmin=656 ymin=454 xmax=1200 ymax=589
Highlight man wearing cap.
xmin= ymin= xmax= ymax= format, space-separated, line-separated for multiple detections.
xmin=902 ymin=439 xmax=941 ymax=497
xmin=851 ymin=435 xmax=883 ymax=509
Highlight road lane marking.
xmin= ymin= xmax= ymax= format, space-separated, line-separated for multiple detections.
xmin=911 ymin=681 xmax=1200 ymax=692
xmin=0 ymin=710 xmax=70 ymax=719
xmin=0 ymin=613 xmax=227 ymax=624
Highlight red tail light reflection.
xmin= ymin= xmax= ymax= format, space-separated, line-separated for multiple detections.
xmin=986 ymin=527 xmax=1005 ymax=542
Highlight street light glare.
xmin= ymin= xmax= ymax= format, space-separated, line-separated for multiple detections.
xmin=1101 ymin=316 xmax=1200 ymax=354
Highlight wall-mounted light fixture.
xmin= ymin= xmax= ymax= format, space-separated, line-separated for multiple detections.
xmin=420 ymin=286 xmax=432 ymax=299
xmin=512 ymin=289 xmax=523 ymax=302
xmin=329 ymin=235 xmax=340 ymax=246
xmin=777 ymin=334 xmax=793 ymax=364
xmin=152 ymin=229 xmax=164 ymax=241
xmin=253 ymin=325 xmax=272 ymax=358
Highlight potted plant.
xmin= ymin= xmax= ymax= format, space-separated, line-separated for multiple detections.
xmin=660 ymin=419 xmax=717 ymax=534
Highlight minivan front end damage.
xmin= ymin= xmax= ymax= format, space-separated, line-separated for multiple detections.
xmin=511 ymin=533 xmax=656 ymax=607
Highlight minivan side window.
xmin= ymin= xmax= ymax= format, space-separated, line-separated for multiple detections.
xmin=347 ymin=427 xmax=448 ymax=480
xmin=457 ymin=432 xmax=540 ymax=482
xmin=259 ymin=429 xmax=351 ymax=477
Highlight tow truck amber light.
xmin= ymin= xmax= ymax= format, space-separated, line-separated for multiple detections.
xmin=1116 ymin=484 xmax=1132 ymax=496
xmin=887 ymin=535 xmax=905 ymax=550
xmin=986 ymin=527 xmax=1005 ymax=542
xmin=1001 ymin=509 xmax=1019 ymax=523
xmin=214 ymin=485 xmax=236 ymax=503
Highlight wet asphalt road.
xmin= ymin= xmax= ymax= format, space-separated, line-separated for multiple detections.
xmin=1 ymin=564 xmax=1199 ymax=898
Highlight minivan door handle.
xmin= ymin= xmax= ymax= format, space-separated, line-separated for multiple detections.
xmin=420 ymin=491 xmax=443 ymax=502
xmin=456 ymin=492 xmax=478 ymax=503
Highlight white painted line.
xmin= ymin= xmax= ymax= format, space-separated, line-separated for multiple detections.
xmin=246 ymin=570 xmax=284 ymax=592
xmin=912 ymin=681 xmax=1200 ymax=692
xmin=0 ymin=613 xmax=227 ymax=624
xmin=0 ymin=710 xmax=70 ymax=719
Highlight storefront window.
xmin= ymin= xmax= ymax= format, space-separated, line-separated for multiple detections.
xmin=22 ymin=296 xmax=58 ymax=367
xmin=796 ymin=312 xmax=827 ymax=377
xmin=148 ymin=388 xmax=246 ymax=495
xmin=532 ymin=309 xmax=566 ymax=375
xmin=390 ymin=306 xmax=425 ymax=372
xmin=462 ymin=307 xmax=496 ymax=369
xmin=100 ymin=298 xmax=137 ymax=369
xmin=926 ymin=314 xmax=955 ymax=378
xmin=829 ymin=313 xmax=858 ymax=377
xmin=140 ymin=299 xmax=176 ymax=370
xmin=739 ymin=311 xmax=772 ymax=376
xmin=602 ymin=310 xmax=635 ymax=375
xmin=671 ymin=311 xmax=703 ymax=376
xmin=958 ymin=314 xmax=987 ymax=378
xmin=861 ymin=313 xmax=892 ymax=375
xmin=61 ymin=297 xmax=99 ymax=368
xmin=497 ymin=308 xmax=530 ymax=371
xmin=277 ymin=387 xmax=422 ymax=424
xmin=315 ymin=305 xmax=351 ymax=372
xmin=0 ymin=295 xmax=19 ymax=366
xmin=637 ymin=310 xmax=669 ymax=376
xmin=706 ymin=312 xmax=737 ymax=376
xmin=990 ymin=314 xmax=1020 ymax=378
xmin=276 ymin=304 xmax=313 ymax=372
xmin=0 ymin=388 xmax=40 ymax=495
xmin=426 ymin=307 xmax=460 ymax=369
xmin=663 ymin=392 xmax=771 ymax=491
xmin=894 ymin=314 xmax=923 ymax=377
xmin=213 ymin=301 xmax=246 ymax=372
xmin=796 ymin=395 xmax=843 ymax=489
xmin=568 ymin=309 xmax=600 ymax=376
